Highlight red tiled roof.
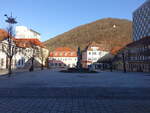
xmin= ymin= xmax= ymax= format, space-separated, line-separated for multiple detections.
xmin=82 ymin=60 xmax=92 ymax=63
xmin=110 ymin=46 xmax=124 ymax=55
xmin=49 ymin=47 xmax=77 ymax=57
xmin=0 ymin=29 xmax=8 ymax=41
xmin=14 ymin=38 xmax=44 ymax=48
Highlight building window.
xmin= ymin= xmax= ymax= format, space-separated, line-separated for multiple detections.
xmin=70 ymin=52 xmax=74 ymax=56
xmin=18 ymin=60 xmax=21 ymax=65
xmin=60 ymin=53 xmax=63 ymax=56
xmin=93 ymin=52 xmax=97 ymax=55
xmin=88 ymin=58 xmax=91 ymax=60
xmin=22 ymin=59 xmax=24 ymax=65
xmin=64 ymin=53 xmax=67 ymax=56
xmin=59 ymin=63 xmax=61 ymax=66
xmin=55 ymin=53 xmax=58 ymax=56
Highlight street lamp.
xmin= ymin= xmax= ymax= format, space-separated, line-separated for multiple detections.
xmin=122 ymin=52 xmax=127 ymax=73
xmin=4 ymin=13 xmax=17 ymax=75
xmin=4 ymin=14 xmax=17 ymax=24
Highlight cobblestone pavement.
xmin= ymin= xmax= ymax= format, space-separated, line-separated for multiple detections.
xmin=0 ymin=87 xmax=150 ymax=113
xmin=0 ymin=68 xmax=42 ymax=76
xmin=0 ymin=70 xmax=150 ymax=88
xmin=0 ymin=70 xmax=150 ymax=113
xmin=0 ymin=97 xmax=150 ymax=113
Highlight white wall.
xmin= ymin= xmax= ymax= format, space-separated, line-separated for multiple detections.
xmin=15 ymin=26 xmax=40 ymax=39
xmin=0 ymin=51 xmax=7 ymax=69
xmin=49 ymin=57 xmax=77 ymax=68
xmin=87 ymin=50 xmax=108 ymax=63
xmin=82 ymin=46 xmax=109 ymax=68
xmin=0 ymin=40 xmax=47 ymax=70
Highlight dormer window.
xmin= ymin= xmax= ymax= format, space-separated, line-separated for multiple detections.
xmin=55 ymin=52 xmax=58 ymax=56
xmin=65 ymin=53 xmax=67 ymax=56
xmin=60 ymin=52 xmax=63 ymax=56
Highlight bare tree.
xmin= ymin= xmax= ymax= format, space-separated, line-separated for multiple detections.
xmin=4 ymin=14 xmax=17 ymax=76
xmin=28 ymin=41 xmax=49 ymax=71
xmin=39 ymin=47 xmax=49 ymax=70
xmin=39 ymin=47 xmax=44 ymax=70
xmin=45 ymin=50 xmax=50 ymax=69
xmin=29 ymin=42 xmax=37 ymax=72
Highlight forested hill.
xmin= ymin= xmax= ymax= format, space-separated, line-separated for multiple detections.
xmin=44 ymin=18 xmax=132 ymax=51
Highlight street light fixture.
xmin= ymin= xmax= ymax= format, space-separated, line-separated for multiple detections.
xmin=4 ymin=13 xmax=17 ymax=24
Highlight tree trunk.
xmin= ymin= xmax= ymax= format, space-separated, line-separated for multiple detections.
xmin=41 ymin=58 xmax=44 ymax=70
xmin=29 ymin=57 xmax=34 ymax=72
xmin=8 ymin=57 xmax=12 ymax=76
xmin=41 ymin=64 xmax=44 ymax=70
xmin=46 ymin=58 xmax=49 ymax=69
xmin=41 ymin=60 xmax=43 ymax=70
xmin=110 ymin=62 xmax=113 ymax=72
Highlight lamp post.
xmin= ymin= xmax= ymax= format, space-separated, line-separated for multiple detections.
xmin=122 ymin=52 xmax=126 ymax=73
xmin=77 ymin=47 xmax=82 ymax=71
xmin=4 ymin=13 xmax=17 ymax=76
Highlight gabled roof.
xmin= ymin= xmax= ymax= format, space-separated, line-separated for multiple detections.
xmin=110 ymin=46 xmax=124 ymax=55
xmin=83 ymin=41 xmax=109 ymax=52
xmin=126 ymin=36 xmax=150 ymax=48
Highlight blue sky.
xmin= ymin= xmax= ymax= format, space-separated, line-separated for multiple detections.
xmin=0 ymin=0 xmax=145 ymax=42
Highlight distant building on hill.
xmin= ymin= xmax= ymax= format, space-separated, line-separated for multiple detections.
xmin=15 ymin=26 xmax=40 ymax=40
xmin=48 ymin=47 xmax=77 ymax=68
xmin=133 ymin=0 xmax=150 ymax=41
xmin=82 ymin=42 xmax=109 ymax=69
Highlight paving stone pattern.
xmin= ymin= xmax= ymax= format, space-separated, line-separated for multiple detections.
xmin=0 ymin=97 xmax=150 ymax=113
xmin=0 ymin=70 xmax=150 ymax=113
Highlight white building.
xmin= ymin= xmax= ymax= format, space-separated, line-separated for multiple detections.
xmin=14 ymin=38 xmax=49 ymax=68
xmin=49 ymin=47 xmax=77 ymax=68
xmin=15 ymin=26 xmax=40 ymax=40
xmin=0 ymin=29 xmax=49 ymax=70
xmin=82 ymin=42 xmax=109 ymax=68
xmin=0 ymin=38 xmax=25 ymax=69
